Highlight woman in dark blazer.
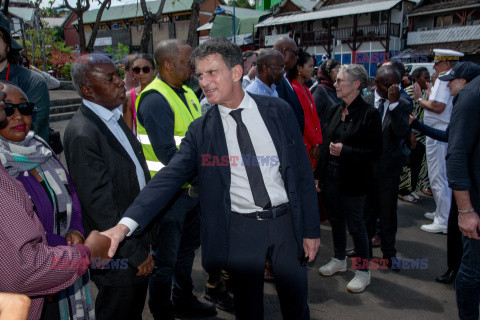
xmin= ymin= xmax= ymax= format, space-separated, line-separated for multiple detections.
xmin=315 ymin=64 xmax=382 ymax=293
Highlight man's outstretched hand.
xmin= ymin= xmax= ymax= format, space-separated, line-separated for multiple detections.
xmin=100 ymin=224 xmax=130 ymax=258
xmin=84 ymin=231 xmax=111 ymax=264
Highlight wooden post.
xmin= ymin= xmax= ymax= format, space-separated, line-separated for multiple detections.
xmin=352 ymin=14 xmax=357 ymax=63
xmin=327 ymin=19 xmax=332 ymax=57
xmin=386 ymin=9 xmax=391 ymax=58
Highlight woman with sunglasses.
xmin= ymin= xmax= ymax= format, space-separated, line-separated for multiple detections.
xmin=0 ymin=82 xmax=94 ymax=320
xmin=123 ymin=54 xmax=156 ymax=135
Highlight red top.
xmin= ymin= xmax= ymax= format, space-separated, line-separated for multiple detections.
xmin=130 ymin=88 xmax=137 ymax=135
xmin=291 ymin=78 xmax=323 ymax=151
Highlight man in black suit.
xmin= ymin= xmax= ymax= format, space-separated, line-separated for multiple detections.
xmin=102 ymin=38 xmax=321 ymax=320
xmin=64 ymin=54 xmax=153 ymax=320
xmin=273 ymin=37 xmax=305 ymax=133
xmin=364 ymin=65 xmax=412 ymax=267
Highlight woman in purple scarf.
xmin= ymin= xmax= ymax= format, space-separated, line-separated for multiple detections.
xmin=0 ymin=82 xmax=94 ymax=320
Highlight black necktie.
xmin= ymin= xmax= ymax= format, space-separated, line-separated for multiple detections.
xmin=230 ymin=109 xmax=271 ymax=209
xmin=378 ymin=98 xmax=386 ymax=120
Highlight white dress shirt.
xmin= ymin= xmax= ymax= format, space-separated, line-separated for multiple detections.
xmin=374 ymin=90 xmax=399 ymax=122
xmin=218 ymin=91 xmax=289 ymax=213
xmin=83 ymin=99 xmax=147 ymax=191
xmin=425 ymin=69 xmax=453 ymax=129
xmin=86 ymin=97 xmax=148 ymax=236
xmin=120 ymin=92 xmax=290 ymax=235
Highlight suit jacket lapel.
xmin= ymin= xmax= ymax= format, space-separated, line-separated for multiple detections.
xmin=206 ymin=106 xmax=230 ymax=187
xmin=256 ymin=98 xmax=284 ymax=158
xmin=80 ymin=104 xmax=134 ymax=162
xmin=118 ymin=116 xmax=150 ymax=180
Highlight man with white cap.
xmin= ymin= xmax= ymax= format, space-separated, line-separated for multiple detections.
xmin=418 ymin=49 xmax=463 ymax=234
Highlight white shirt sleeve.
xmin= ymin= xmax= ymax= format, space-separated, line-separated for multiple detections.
xmin=429 ymin=80 xmax=450 ymax=104
xmin=118 ymin=217 xmax=139 ymax=237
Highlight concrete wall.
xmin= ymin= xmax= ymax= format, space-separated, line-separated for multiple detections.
xmin=152 ymin=23 xmax=170 ymax=44
xmin=175 ymin=20 xmax=190 ymax=40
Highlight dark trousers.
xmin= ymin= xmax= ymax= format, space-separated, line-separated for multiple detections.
xmin=324 ymin=165 xmax=369 ymax=266
xmin=95 ymin=282 xmax=148 ymax=320
xmin=365 ymin=173 xmax=400 ymax=259
xmin=226 ymin=212 xmax=309 ymax=320
xmin=456 ymin=233 xmax=480 ymax=320
xmin=148 ymin=188 xmax=201 ymax=319
xmin=447 ymin=200 xmax=463 ymax=271
xmin=409 ymin=141 xmax=425 ymax=192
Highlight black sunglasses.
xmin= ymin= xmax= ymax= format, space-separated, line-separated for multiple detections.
xmin=132 ymin=66 xmax=152 ymax=74
xmin=4 ymin=102 xmax=35 ymax=117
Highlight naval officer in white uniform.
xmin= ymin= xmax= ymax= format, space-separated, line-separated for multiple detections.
xmin=418 ymin=49 xmax=464 ymax=234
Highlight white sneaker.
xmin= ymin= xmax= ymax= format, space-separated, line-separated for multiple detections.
xmin=347 ymin=270 xmax=371 ymax=293
xmin=411 ymin=191 xmax=421 ymax=201
xmin=318 ymin=258 xmax=347 ymax=276
xmin=424 ymin=212 xmax=435 ymax=220
xmin=421 ymin=223 xmax=447 ymax=234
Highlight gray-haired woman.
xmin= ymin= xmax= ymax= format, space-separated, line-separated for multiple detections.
xmin=314 ymin=64 xmax=383 ymax=293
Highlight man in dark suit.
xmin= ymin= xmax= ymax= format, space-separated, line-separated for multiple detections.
xmin=102 ymin=38 xmax=321 ymax=320
xmin=273 ymin=37 xmax=305 ymax=133
xmin=64 ymin=54 xmax=153 ymax=320
xmin=364 ymin=65 xmax=412 ymax=267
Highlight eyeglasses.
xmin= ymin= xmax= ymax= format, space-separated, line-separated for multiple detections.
xmin=4 ymin=102 xmax=35 ymax=117
xmin=267 ymin=65 xmax=285 ymax=71
xmin=132 ymin=66 xmax=152 ymax=74
xmin=335 ymin=78 xmax=351 ymax=84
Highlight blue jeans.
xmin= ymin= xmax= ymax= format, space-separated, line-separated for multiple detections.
xmin=148 ymin=188 xmax=201 ymax=319
xmin=456 ymin=234 xmax=480 ymax=320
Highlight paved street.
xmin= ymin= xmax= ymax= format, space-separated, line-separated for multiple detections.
xmin=52 ymin=119 xmax=458 ymax=320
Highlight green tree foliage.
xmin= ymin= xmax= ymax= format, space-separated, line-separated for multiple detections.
xmin=105 ymin=43 xmax=130 ymax=78
xmin=24 ymin=24 xmax=74 ymax=78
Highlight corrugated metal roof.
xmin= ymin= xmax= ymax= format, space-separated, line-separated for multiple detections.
xmin=72 ymin=0 xmax=193 ymax=25
xmin=290 ymin=0 xmax=318 ymax=12
xmin=219 ymin=5 xmax=270 ymax=19
xmin=408 ymin=39 xmax=480 ymax=55
xmin=255 ymin=0 xmax=401 ymax=27
xmin=407 ymin=25 xmax=480 ymax=45
xmin=9 ymin=7 xmax=35 ymax=22
xmin=209 ymin=14 xmax=260 ymax=37
xmin=408 ymin=0 xmax=480 ymax=16
xmin=41 ymin=17 xmax=67 ymax=27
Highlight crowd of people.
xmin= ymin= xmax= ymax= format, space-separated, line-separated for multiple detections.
xmin=0 ymin=22 xmax=479 ymax=320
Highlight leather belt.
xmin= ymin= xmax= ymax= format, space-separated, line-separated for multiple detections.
xmin=232 ymin=203 xmax=290 ymax=220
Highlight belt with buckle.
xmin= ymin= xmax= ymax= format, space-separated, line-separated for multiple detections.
xmin=233 ymin=203 xmax=290 ymax=220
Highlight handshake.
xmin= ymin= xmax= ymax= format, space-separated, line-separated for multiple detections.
xmin=83 ymin=227 xmax=153 ymax=276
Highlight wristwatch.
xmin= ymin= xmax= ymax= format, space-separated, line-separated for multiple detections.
xmin=418 ymin=98 xmax=423 ymax=102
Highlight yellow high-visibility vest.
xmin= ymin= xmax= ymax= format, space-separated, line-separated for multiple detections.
xmin=135 ymin=77 xmax=201 ymax=178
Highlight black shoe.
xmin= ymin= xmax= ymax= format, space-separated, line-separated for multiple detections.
xmin=346 ymin=249 xmax=357 ymax=257
xmin=203 ymin=290 xmax=235 ymax=313
xmin=435 ymin=269 xmax=457 ymax=284
xmin=386 ymin=257 xmax=400 ymax=273
xmin=173 ymin=296 xmax=217 ymax=318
